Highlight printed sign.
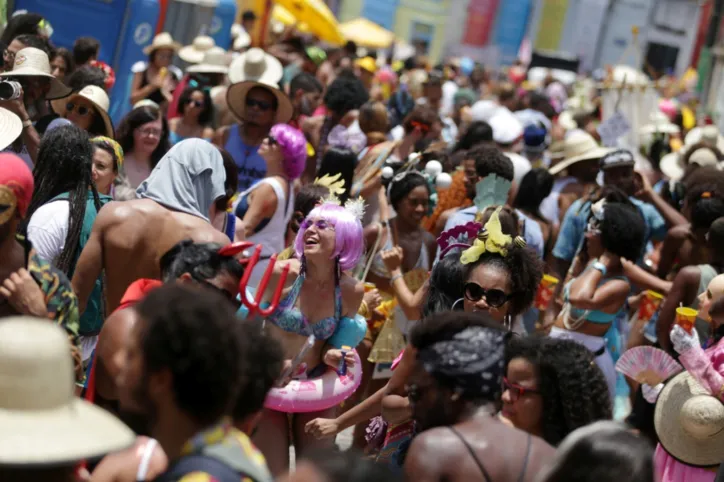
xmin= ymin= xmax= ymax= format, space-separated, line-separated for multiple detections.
xmin=597 ymin=111 xmax=631 ymax=147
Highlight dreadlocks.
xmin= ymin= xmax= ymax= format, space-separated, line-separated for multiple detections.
xmin=22 ymin=124 xmax=101 ymax=273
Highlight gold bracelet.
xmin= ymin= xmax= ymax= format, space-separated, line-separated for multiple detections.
xmin=359 ymin=301 xmax=369 ymax=318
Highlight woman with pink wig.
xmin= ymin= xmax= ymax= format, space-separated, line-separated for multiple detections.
xmin=232 ymin=123 xmax=307 ymax=286
xmin=254 ymin=201 xmax=367 ymax=476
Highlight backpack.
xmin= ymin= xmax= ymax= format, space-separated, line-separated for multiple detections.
xmin=153 ymin=454 xmax=256 ymax=482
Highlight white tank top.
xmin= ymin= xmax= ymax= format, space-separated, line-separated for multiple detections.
xmin=237 ymin=177 xmax=294 ymax=291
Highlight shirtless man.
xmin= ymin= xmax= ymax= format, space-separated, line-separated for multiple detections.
xmin=72 ymin=138 xmax=230 ymax=316
xmin=404 ymin=312 xmax=553 ymax=482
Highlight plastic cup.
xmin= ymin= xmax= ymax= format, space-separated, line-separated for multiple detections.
xmin=534 ymin=274 xmax=560 ymax=310
xmin=363 ymin=282 xmax=376 ymax=293
xmin=637 ymin=290 xmax=664 ymax=322
xmin=676 ymin=307 xmax=698 ymax=334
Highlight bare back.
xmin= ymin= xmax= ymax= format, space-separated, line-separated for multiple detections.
xmin=73 ymin=199 xmax=229 ymax=314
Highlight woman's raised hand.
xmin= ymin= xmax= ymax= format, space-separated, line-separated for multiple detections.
xmin=381 ymin=246 xmax=404 ymax=273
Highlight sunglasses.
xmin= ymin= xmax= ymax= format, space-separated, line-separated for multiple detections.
xmin=66 ymin=102 xmax=92 ymax=117
xmin=463 ymin=282 xmax=512 ymax=308
xmin=502 ymin=377 xmax=540 ymax=403
xmin=410 ymin=121 xmax=431 ymax=134
xmin=246 ymin=97 xmax=275 ymax=111
xmin=197 ymin=278 xmax=241 ymax=310
xmin=187 ymin=99 xmax=204 ymax=108
xmin=300 ymin=218 xmax=335 ymax=231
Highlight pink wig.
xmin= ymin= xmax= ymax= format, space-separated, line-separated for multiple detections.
xmin=294 ymin=203 xmax=364 ymax=271
xmin=271 ymin=123 xmax=307 ymax=180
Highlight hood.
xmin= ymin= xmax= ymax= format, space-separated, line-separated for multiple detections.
xmin=136 ymin=138 xmax=226 ymax=221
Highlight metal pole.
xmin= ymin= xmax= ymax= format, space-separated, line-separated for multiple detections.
xmin=701 ymin=0 xmax=724 ymax=106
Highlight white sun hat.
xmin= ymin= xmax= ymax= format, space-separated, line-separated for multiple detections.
xmin=0 ymin=107 xmax=22 ymax=151
xmin=143 ymin=32 xmax=182 ymax=56
xmin=0 ymin=47 xmax=72 ymax=100
xmin=228 ymin=47 xmax=283 ymax=85
xmin=66 ymin=85 xmax=114 ymax=138
xmin=655 ymin=372 xmax=724 ymax=468
xmin=178 ymin=35 xmax=216 ymax=64
xmin=187 ymin=47 xmax=230 ymax=75
xmin=0 ymin=317 xmax=134 ymax=465
xmin=549 ymin=132 xmax=612 ymax=175
xmin=490 ymin=108 xmax=524 ymax=145
xmin=660 ymin=125 xmax=724 ymax=180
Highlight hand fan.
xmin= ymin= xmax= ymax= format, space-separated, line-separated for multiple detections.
xmin=615 ymin=346 xmax=683 ymax=386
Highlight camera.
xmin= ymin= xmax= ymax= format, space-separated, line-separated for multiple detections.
xmin=0 ymin=80 xmax=22 ymax=101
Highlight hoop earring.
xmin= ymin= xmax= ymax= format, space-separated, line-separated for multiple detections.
xmin=451 ymin=298 xmax=465 ymax=311
xmin=504 ymin=314 xmax=512 ymax=331
xmin=335 ymin=255 xmax=341 ymax=285
xmin=301 ymin=254 xmax=307 ymax=276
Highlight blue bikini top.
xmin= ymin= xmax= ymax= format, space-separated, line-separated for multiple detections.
xmin=266 ymin=273 xmax=341 ymax=340
xmin=564 ymin=271 xmax=629 ymax=324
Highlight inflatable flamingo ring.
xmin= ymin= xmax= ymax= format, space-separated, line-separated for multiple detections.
xmin=237 ymin=244 xmax=368 ymax=413
xmin=264 ymin=314 xmax=368 ymax=413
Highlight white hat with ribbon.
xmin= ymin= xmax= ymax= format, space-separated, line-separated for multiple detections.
xmin=228 ymin=47 xmax=283 ymax=85
xmin=0 ymin=47 xmax=72 ymax=100
xmin=0 ymin=317 xmax=135 ymax=465
xmin=179 ymin=35 xmax=216 ymax=64
xmin=186 ymin=47 xmax=231 ymax=75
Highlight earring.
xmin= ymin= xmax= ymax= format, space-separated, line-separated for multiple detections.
xmin=301 ymin=254 xmax=307 ymax=276
xmin=504 ymin=314 xmax=512 ymax=331
xmin=335 ymin=255 xmax=341 ymax=284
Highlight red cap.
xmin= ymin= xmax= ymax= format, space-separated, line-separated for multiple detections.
xmin=0 ymin=154 xmax=34 ymax=220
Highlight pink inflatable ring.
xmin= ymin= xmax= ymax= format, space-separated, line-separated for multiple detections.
xmin=264 ymin=351 xmax=363 ymax=413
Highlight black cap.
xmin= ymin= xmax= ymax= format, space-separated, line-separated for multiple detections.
xmin=600 ymin=149 xmax=635 ymax=170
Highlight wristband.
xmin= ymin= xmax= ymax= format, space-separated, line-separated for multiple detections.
xmin=22 ymin=118 xmax=32 ymax=128
xmin=389 ymin=273 xmax=403 ymax=284
xmin=592 ymin=261 xmax=607 ymax=276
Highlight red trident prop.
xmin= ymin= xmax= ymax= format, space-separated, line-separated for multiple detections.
xmin=239 ymin=244 xmax=290 ymax=319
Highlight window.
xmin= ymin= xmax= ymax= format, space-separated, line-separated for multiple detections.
xmin=411 ymin=21 xmax=435 ymax=55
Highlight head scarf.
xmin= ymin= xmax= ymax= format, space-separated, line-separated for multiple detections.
xmin=136 ymin=139 xmax=226 ymax=221
xmin=418 ymin=326 xmax=505 ymax=400
xmin=0 ymin=154 xmax=34 ymax=223
xmin=91 ymin=136 xmax=124 ymax=170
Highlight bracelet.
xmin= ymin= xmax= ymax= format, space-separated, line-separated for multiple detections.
xmin=390 ymin=273 xmax=403 ymax=284
xmin=21 ymin=118 xmax=32 ymax=128
xmin=591 ymin=261 xmax=607 ymax=276
xmin=358 ymin=301 xmax=369 ymax=318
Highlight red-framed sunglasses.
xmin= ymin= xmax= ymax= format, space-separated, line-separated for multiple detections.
xmin=410 ymin=121 xmax=431 ymax=134
xmin=502 ymin=377 xmax=540 ymax=402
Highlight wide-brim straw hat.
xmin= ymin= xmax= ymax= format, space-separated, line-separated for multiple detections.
xmin=186 ymin=47 xmax=230 ymax=75
xmin=655 ymin=371 xmax=724 ymax=468
xmin=143 ymin=32 xmax=182 ymax=56
xmin=0 ymin=107 xmax=22 ymax=151
xmin=227 ymin=80 xmax=293 ymax=125
xmin=0 ymin=317 xmax=134 ymax=465
xmin=178 ymin=35 xmax=216 ymax=64
xmin=228 ymin=47 xmax=283 ymax=85
xmin=67 ymin=85 xmax=114 ymax=138
xmin=0 ymin=47 xmax=72 ymax=100
xmin=549 ymin=132 xmax=612 ymax=175
xmin=661 ymin=125 xmax=724 ymax=180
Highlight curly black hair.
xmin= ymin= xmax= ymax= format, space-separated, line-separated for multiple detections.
xmin=598 ymin=202 xmax=646 ymax=262
xmin=135 ymin=284 xmax=243 ymax=426
xmin=232 ymin=321 xmax=284 ymax=422
xmin=66 ymin=64 xmax=107 ymax=92
xmin=116 ymin=106 xmax=170 ymax=169
xmin=467 ymin=145 xmax=515 ymax=182
xmin=463 ymin=243 xmax=544 ymax=316
xmin=21 ymin=125 xmax=101 ymax=274
xmin=454 ymin=121 xmax=493 ymax=152
xmin=0 ymin=13 xmax=45 ymax=46
xmin=410 ymin=311 xmax=505 ymax=352
xmin=690 ymin=193 xmax=724 ymax=232
xmin=424 ymin=249 xmax=467 ymax=317
xmin=324 ymin=76 xmax=369 ymax=118
xmin=505 ymin=336 xmax=612 ymax=446
xmin=388 ymin=171 xmax=430 ymax=211
xmin=177 ymin=87 xmax=214 ymax=126
xmin=159 ymin=240 xmax=244 ymax=283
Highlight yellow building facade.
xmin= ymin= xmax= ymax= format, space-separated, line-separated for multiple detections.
xmin=393 ymin=0 xmax=449 ymax=63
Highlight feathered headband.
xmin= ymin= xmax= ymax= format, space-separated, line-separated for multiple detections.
xmin=314 ymin=172 xmax=346 ymax=197
xmin=320 ymin=194 xmax=366 ymax=222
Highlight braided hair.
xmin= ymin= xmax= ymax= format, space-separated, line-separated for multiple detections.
xmin=22 ymin=124 xmax=101 ymax=274
xmin=505 ymin=336 xmax=612 ymax=446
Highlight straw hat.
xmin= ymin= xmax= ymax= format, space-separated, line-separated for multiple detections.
xmin=0 ymin=317 xmax=134 ymax=465
xmin=227 ymin=79 xmax=293 ymax=124
xmin=655 ymin=372 xmax=724 ymax=468
xmin=549 ymin=132 xmax=612 ymax=175
xmin=661 ymin=125 xmax=724 ymax=181
xmin=0 ymin=107 xmax=22 ymax=151
xmin=178 ymin=35 xmax=216 ymax=64
xmin=67 ymin=85 xmax=114 ymax=138
xmin=186 ymin=47 xmax=230 ymax=75
xmin=143 ymin=32 xmax=181 ymax=56
xmin=228 ymin=48 xmax=283 ymax=85
xmin=0 ymin=47 xmax=71 ymax=100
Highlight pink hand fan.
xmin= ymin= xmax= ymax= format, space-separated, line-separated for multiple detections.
xmin=615 ymin=346 xmax=683 ymax=386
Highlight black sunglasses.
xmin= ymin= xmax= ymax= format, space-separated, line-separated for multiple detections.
xmin=463 ymin=282 xmax=512 ymax=308
xmin=66 ymin=102 xmax=91 ymax=116
xmin=187 ymin=99 xmax=204 ymax=108
xmin=246 ymin=97 xmax=275 ymax=111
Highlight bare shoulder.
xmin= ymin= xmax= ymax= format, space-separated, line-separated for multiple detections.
xmin=407 ymin=428 xmax=458 ymax=464
xmin=341 ymin=274 xmax=365 ymax=309
xmin=666 ymin=224 xmax=691 ymax=240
